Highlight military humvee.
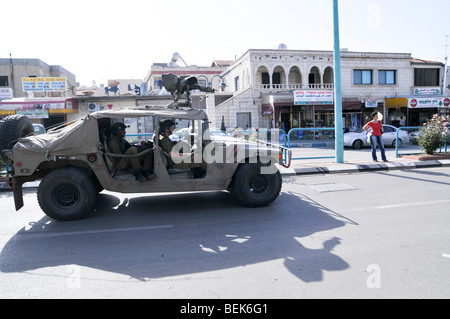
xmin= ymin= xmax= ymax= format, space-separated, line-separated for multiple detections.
xmin=1 ymin=108 xmax=291 ymax=221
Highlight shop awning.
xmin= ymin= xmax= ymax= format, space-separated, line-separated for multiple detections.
xmin=262 ymin=104 xmax=274 ymax=115
xmin=385 ymin=97 xmax=408 ymax=108
xmin=314 ymin=101 xmax=362 ymax=111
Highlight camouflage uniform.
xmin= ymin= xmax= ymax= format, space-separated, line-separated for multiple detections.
xmin=108 ymin=136 xmax=153 ymax=172
xmin=159 ymin=135 xmax=203 ymax=170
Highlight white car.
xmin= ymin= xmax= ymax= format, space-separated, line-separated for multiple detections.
xmin=344 ymin=124 xmax=409 ymax=149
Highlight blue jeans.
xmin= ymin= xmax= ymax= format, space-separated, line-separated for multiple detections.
xmin=370 ymin=135 xmax=386 ymax=161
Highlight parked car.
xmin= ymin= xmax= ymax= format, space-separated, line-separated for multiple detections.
xmin=409 ymin=130 xmax=422 ymax=144
xmin=344 ymin=124 xmax=410 ymax=149
xmin=410 ymin=123 xmax=450 ymax=145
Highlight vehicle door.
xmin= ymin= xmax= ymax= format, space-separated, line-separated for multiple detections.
xmin=382 ymin=125 xmax=396 ymax=145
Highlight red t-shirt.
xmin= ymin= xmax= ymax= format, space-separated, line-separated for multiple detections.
xmin=367 ymin=121 xmax=383 ymax=136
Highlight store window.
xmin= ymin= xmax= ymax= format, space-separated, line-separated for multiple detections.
xmin=379 ymin=70 xmax=396 ymax=85
xmin=353 ymin=70 xmax=373 ymax=85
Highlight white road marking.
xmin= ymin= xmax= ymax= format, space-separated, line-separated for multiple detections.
xmin=375 ymin=199 xmax=450 ymax=210
xmin=348 ymin=199 xmax=450 ymax=211
xmin=17 ymin=225 xmax=173 ymax=239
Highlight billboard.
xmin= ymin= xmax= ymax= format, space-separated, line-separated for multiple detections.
xmin=22 ymin=77 xmax=67 ymax=92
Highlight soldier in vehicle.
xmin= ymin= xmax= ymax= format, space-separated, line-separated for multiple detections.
xmin=158 ymin=120 xmax=205 ymax=174
xmin=108 ymin=122 xmax=156 ymax=181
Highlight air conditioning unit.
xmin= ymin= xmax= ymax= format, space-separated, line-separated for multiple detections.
xmin=88 ymin=102 xmax=100 ymax=112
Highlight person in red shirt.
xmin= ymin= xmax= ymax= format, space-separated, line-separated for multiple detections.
xmin=364 ymin=112 xmax=388 ymax=162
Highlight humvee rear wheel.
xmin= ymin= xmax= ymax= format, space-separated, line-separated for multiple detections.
xmin=37 ymin=167 xmax=97 ymax=221
xmin=231 ymin=163 xmax=282 ymax=207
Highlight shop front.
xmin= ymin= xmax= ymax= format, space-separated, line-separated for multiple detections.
xmin=385 ymin=96 xmax=450 ymax=126
xmin=261 ymin=92 xmax=363 ymax=132
xmin=0 ymin=97 xmax=78 ymax=127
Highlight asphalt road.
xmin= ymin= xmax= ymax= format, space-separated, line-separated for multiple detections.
xmin=0 ymin=166 xmax=449 ymax=299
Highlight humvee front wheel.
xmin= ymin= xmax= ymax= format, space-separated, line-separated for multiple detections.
xmin=37 ymin=167 xmax=97 ymax=221
xmin=231 ymin=163 xmax=282 ymax=207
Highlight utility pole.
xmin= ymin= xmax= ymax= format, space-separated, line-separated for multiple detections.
xmin=443 ymin=35 xmax=448 ymax=96
xmin=9 ymin=53 xmax=15 ymax=98
xmin=333 ymin=0 xmax=344 ymax=163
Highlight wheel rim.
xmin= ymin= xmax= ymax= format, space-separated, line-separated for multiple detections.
xmin=52 ymin=184 xmax=80 ymax=208
xmin=248 ymin=174 xmax=269 ymax=195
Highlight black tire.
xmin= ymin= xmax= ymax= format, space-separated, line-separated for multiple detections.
xmin=0 ymin=115 xmax=34 ymax=161
xmin=392 ymin=139 xmax=402 ymax=148
xmin=353 ymin=139 xmax=364 ymax=150
xmin=231 ymin=162 xmax=282 ymax=207
xmin=37 ymin=167 xmax=97 ymax=221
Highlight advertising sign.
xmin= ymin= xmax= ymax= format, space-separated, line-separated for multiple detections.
xmin=408 ymin=97 xmax=450 ymax=108
xmin=365 ymin=98 xmax=378 ymax=108
xmin=22 ymin=77 xmax=67 ymax=92
xmin=413 ymin=88 xmax=441 ymax=95
xmin=294 ymin=90 xmax=333 ymax=105
xmin=16 ymin=110 xmax=49 ymax=119
xmin=0 ymin=88 xmax=13 ymax=100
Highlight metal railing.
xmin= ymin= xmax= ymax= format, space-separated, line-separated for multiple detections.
xmin=395 ymin=126 xmax=448 ymax=158
xmin=395 ymin=127 xmax=420 ymax=158
xmin=287 ymin=128 xmax=336 ymax=160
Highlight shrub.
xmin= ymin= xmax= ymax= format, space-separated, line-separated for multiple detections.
xmin=418 ymin=114 xmax=449 ymax=155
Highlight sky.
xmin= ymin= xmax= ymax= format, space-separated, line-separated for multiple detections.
xmin=2 ymin=0 xmax=449 ymax=86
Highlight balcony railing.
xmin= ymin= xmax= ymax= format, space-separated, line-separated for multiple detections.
xmin=254 ymin=83 xmax=334 ymax=91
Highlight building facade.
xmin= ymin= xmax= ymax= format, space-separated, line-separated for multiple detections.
xmin=215 ymin=47 xmax=448 ymax=132
xmin=0 ymin=58 xmax=77 ymax=127
xmin=0 ymin=58 xmax=76 ymax=99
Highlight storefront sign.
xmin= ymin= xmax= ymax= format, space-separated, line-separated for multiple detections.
xmin=0 ymin=98 xmax=78 ymax=115
xmin=16 ymin=110 xmax=49 ymax=119
xmin=0 ymin=88 xmax=13 ymax=100
xmin=0 ymin=101 xmax=65 ymax=110
xmin=22 ymin=77 xmax=67 ymax=92
xmin=294 ymin=90 xmax=333 ymax=105
xmin=365 ymin=98 xmax=378 ymax=108
xmin=408 ymin=97 xmax=450 ymax=108
xmin=413 ymin=88 xmax=441 ymax=95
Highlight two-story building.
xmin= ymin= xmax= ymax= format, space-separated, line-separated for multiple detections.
xmin=0 ymin=58 xmax=78 ymax=127
xmin=214 ymin=46 xmax=448 ymax=131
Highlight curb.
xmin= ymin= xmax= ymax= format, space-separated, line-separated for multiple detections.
xmin=279 ymin=159 xmax=450 ymax=176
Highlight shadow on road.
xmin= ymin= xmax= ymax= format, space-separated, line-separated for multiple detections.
xmin=0 ymin=189 xmax=355 ymax=283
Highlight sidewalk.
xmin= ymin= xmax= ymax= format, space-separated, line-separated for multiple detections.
xmin=279 ymin=155 xmax=450 ymax=176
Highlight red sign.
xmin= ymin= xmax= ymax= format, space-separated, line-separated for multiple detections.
xmin=444 ymin=98 xmax=450 ymax=107
xmin=410 ymin=99 xmax=417 ymax=107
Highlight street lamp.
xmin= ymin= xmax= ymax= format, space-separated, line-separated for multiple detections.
xmin=197 ymin=75 xmax=227 ymax=91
